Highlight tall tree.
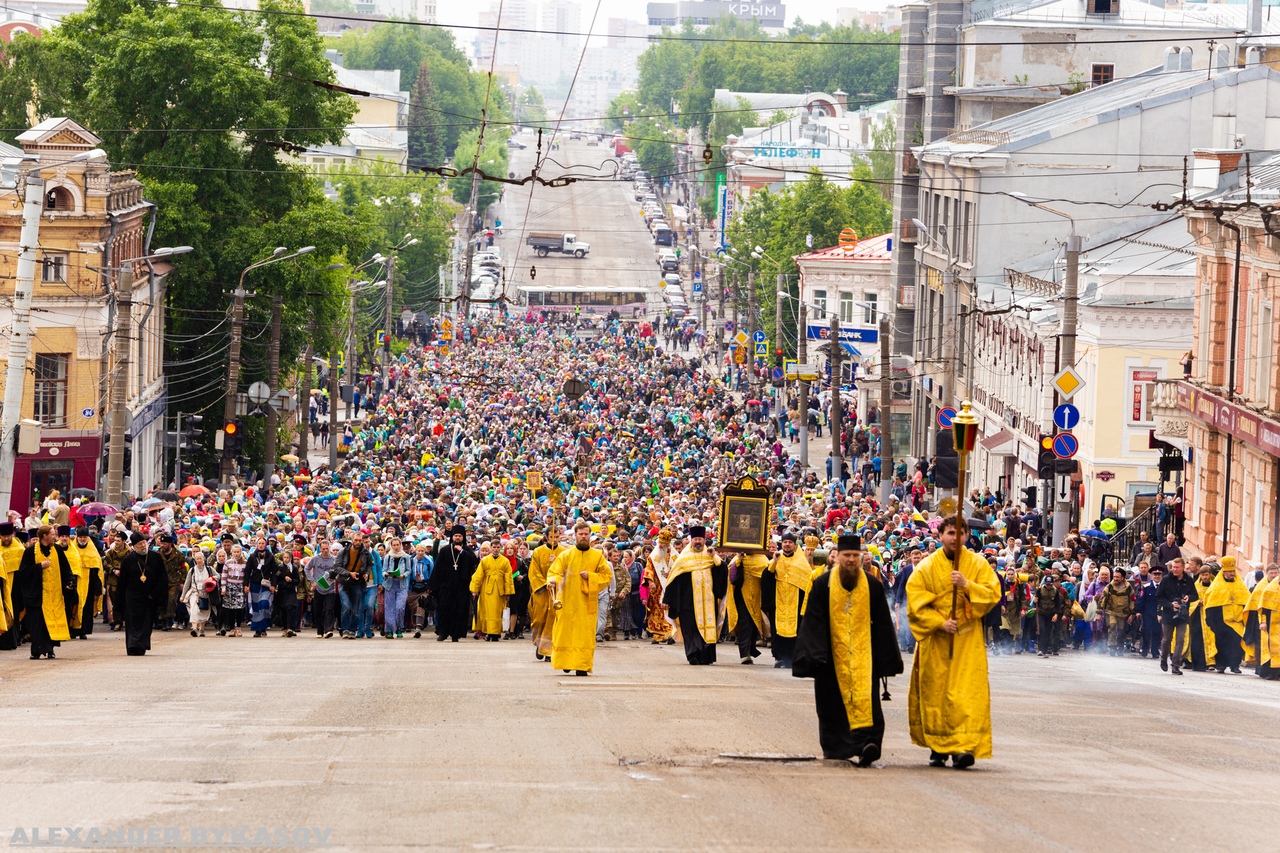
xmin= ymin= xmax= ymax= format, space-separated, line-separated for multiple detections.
xmin=409 ymin=56 xmax=444 ymax=168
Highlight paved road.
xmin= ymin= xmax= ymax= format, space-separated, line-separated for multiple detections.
xmin=3 ymin=632 xmax=1275 ymax=851
xmin=493 ymin=137 xmax=665 ymax=316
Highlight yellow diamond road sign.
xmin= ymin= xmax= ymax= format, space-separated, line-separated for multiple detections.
xmin=1052 ymin=366 xmax=1085 ymax=400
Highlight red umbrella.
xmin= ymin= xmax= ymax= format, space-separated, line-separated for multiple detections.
xmin=179 ymin=484 xmax=210 ymax=498
xmin=746 ymin=399 xmax=762 ymax=406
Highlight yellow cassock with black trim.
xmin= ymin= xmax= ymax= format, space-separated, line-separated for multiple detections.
xmin=546 ymin=546 xmax=612 ymax=673
xmin=906 ymin=545 xmax=1002 ymax=760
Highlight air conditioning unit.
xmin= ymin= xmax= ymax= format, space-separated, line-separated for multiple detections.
xmin=17 ymin=419 xmax=42 ymax=455
xmin=892 ymin=380 xmax=911 ymax=398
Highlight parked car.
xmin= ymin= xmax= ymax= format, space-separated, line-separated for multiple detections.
xmin=507 ymin=138 xmax=527 ymax=149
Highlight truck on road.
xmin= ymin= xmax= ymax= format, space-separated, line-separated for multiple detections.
xmin=526 ymin=232 xmax=590 ymax=258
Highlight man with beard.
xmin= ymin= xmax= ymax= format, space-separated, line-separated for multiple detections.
xmin=0 ymin=521 xmax=25 ymax=650
xmin=68 ymin=526 xmax=103 ymax=640
xmin=906 ymin=517 xmax=1001 ymax=769
xmin=767 ymin=531 xmax=813 ymax=669
xmin=117 ymin=532 xmax=168 ymax=656
xmin=1205 ymin=555 xmax=1249 ymax=674
xmin=546 ymin=520 xmax=613 ymax=675
xmin=13 ymin=525 xmax=75 ymax=659
xmin=794 ymin=534 xmax=903 ymax=766
xmin=430 ymin=525 xmax=479 ymax=642
xmin=662 ymin=525 xmax=728 ymax=665
xmin=528 ymin=524 xmax=567 ymax=660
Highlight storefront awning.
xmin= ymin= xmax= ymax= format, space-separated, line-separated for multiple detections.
xmin=981 ymin=429 xmax=1015 ymax=452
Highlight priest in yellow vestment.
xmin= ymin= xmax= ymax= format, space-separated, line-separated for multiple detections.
xmin=1256 ymin=570 xmax=1280 ymax=680
xmin=13 ymin=525 xmax=75 ymax=660
xmin=1204 ymin=556 xmax=1249 ymax=673
xmin=767 ymin=531 xmax=813 ymax=669
xmin=0 ymin=521 xmax=23 ymax=641
xmin=69 ymin=526 xmax=104 ymax=639
xmin=546 ymin=521 xmax=613 ymax=675
xmin=528 ymin=525 xmax=567 ymax=662
xmin=794 ymin=534 xmax=903 ymax=765
xmin=470 ymin=541 xmax=515 ymax=639
xmin=906 ymin=516 xmax=1001 ymax=769
xmin=730 ymin=552 xmax=769 ymax=663
xmin=663 ymin=526 xmax=728 ymax=665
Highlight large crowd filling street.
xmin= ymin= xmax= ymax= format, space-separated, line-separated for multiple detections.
xmin=1 ymin=311 xmax=1277 ymax=769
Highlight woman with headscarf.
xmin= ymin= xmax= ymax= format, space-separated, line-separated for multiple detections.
xmin=218 ymin=544 xmax=248 ymax=637
xmin=245 ymin=535 xmax=278 ymax=637
xmin=181 ymin=548 xmax=219 ymax=637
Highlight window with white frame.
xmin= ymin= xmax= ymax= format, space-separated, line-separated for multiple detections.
xmin=1129 ymin=368 xmax=1159 ymax=424
xmin=34 ymin=354 xmax=68 ymax=427
xmin=41 ymin=253 xmax=67 ymax=283
xmin=812 ymin=288 xmax=827 ymax=319
xmin=839 ymin=292 xmax=855 ymax=324
xmin=863 ymin=292 xmax=878 ymax=324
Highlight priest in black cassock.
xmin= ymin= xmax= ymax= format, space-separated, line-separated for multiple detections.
xmin=662 ymin=526 xmax=729 ymax=665
xmin=117 ymin=532 xmax=168 ymax=656
xmin=794 ymin=534 xmax=903 ymax=766
xmin=13 ymin=524 xmax=75 ymax=660
xmin=430 ymin=525 xmax=479 ymax=642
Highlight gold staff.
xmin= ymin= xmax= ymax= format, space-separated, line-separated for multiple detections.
xmin=949 ymin=401 xmax=980 ymax=659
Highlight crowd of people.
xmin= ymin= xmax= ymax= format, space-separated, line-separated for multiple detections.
xmin=0 ymin=310 xmax=1277 ymax=767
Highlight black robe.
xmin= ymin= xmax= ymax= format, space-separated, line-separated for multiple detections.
xmin=793 ymin=569 xmax=903 ymax=760
xmin=13 ymin=543 xmax=75 ymax=658
xmin=429 ymin=543 xmax=479 ymax=640
xmin=731 ymin=560 xmax=761 ymax=661
xmin=663 ymin=559 xmax=729 ymax=665
xmin=118 ymin=549 xmax=169 ymax=655
xmin=1205 ymin=605 xmax=1243 ymax=672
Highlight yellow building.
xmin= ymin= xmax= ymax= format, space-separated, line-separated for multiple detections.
xmin=0 ymin=118 xmax=167 ymax=512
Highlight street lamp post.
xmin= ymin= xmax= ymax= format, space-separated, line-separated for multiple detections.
xmin=1011 ymin=192 xmax=1080 ymax=547
xmin=220 ymin=246 xmax=315 ymax=486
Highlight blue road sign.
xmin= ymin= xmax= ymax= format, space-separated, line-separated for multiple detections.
xmin=937 ymin=406 xmax=957 ymax=429
xmin=693 ymin=282 xmax=703 ymax=293
xmin=1052 ymin=432 xmax=1079 ymax=459
xmin=1053 ymin=403 xmax=1081 ymax=431
xmin=754 ymin=342 xmax=768 ymax=356
xmin=724 ymin=320 xmax=735 ymax=333
xmin=771 ymin=366 xmax=784 ymax=381
xmin=752 ymin=330 xmax=766 ymax=343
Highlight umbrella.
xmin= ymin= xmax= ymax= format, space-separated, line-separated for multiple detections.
xmin=966 ymin=516 xmax=992 ymax=531
xmin=179 ymin=484 xmax=210 ymax=498
xmin=138 ymin=497 xmax=168 ymax=510
xmin=79 ymin=502 xmax=120 ymax=516
xmin=151 ymin=490 xmax=179 ymax=502
xmin=281 ymin=454 xmax=300 ymax=463
xmin=1081 ymin=527 xmax=1110 ymax=540
xmin=70 ymin=488 xmax=97 ymax=499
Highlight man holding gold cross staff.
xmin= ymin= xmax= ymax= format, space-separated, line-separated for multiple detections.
xmin=906 ymin=402 xmax=1002 ymax=770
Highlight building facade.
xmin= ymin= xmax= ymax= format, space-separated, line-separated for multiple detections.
xmin=0 ymin=118 xmax=165 ymax=512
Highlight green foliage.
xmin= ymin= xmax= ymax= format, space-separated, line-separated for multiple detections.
xmin=725 ymin=170 xmax=891 ymax=353
xmin=326 ymin=23 xmax=506 ymax=157
xmin=0 ymin=0 xmax=374 ymax=463
xmin=450 ymin=128 xmax=510 ymax=205
xmin=311 ymin=0 xmax=354 ymax=12
xmin=624 ymin=118 xmax=676 ymax=179
xmin=606 ymin=91 xmax=643 ymax=131
xmin=868 ymin=113 xmax=896 ymax=200
xmin=515 ymin=86 xmax=550 ymax=127
xmin=408 ymin=57 xmax=444 ymax=167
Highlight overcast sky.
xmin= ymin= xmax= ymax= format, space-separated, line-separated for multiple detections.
xmin=434 ymin=0 xmax=884 ymax=31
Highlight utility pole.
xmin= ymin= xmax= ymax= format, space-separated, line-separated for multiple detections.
xmin=829 ymin=314 xmax=843 ymax=491
xmin=775 ymin=273 xmax=785 ymax=413
xmin=798 ymin=300 xmax=809 ymax=470
xmin=345 ymin=285 xmax=357 ymax=421
xmin=383 ymin=254 xmax=395 ymax=381
xmin=1052 ymin=234 xmax=1082 ymax=547
xmin=262 ymin=295 xmax=282 ymax=494
xmin=328 ymin=343 xmax=340 ymax=472
xmin=746 ymin=268 xmax=757 ymax=393
xmin=173 ymin=412 xmax=182 ymax=489
xmin=106 ymin=277 xmax=133 ymax=505
xmin=0 ymin=175 xmax=43 ymax=512
xmin=219 ymin=284 xmax=248 ymax=484
xmin=878 ymin=314 xmax=893 ymax=505
xmin=298 ymin=343 xmax=312 ymax=464
xmin=730 ymin=272 xmax=740 ymax=388
xmin=717 ymin=264 xmax=726 ymax=381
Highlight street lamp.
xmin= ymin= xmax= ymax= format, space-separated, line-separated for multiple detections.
xmin=220 ymin=245 xmax=316 ymax=484
xmin=1009 ymin=191 xmax=1081 ymax=548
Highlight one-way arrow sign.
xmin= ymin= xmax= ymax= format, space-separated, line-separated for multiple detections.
xmin=1054 ymin=474 xmax=1072 ymax=503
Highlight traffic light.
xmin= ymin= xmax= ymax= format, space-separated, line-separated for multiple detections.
xmin=179 ymin=414 xmax=203 ymax=451
xmin=222 ymin=420 xmax=243 ymax=459
xmin=1021 ymin=485 xmax=1037 ymax=508
xmin=774 ymin=347 xmax=784 ymax=369
xmin=935 ymin=428 xmax=958 ymax=489
xmin=1038 ymin=435 xmax=1055 ymax=479
xmin=122 ymin=433 xmax=133 ymax=477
